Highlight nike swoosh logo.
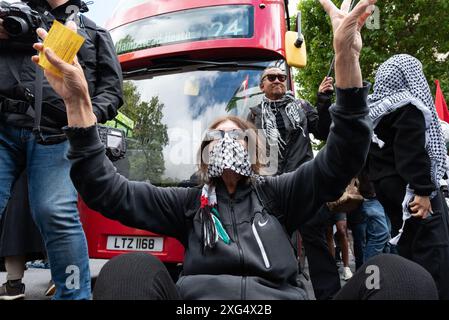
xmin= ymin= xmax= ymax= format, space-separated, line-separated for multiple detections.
xmin=258 ymin=220 xmax=268 ymax=227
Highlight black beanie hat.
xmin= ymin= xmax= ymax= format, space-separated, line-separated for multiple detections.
xmin=93 ymin=252 xmax=180 ymax=300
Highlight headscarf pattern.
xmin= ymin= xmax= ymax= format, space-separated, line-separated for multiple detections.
xmin=368 ymin=54 xmax=447 ymax=191
xmin=260 ymin=91 xmax=306 ymax=155
xmin=201 ymin=134 xmax=253 ymax=250
xmin=367 ymin=54 xmax=448 ymax=245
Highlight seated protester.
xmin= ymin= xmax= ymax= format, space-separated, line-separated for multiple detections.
xmin=367 ymin=54 xmax=449 ymax=299
xmin=32 ymin=0 xmax=438 ymax=300
xmin=247 ymin=69 xmax=340 ymax=300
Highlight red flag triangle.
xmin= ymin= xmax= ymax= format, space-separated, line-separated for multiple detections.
xmin=435 ymin=80 xmax=449 ymax=123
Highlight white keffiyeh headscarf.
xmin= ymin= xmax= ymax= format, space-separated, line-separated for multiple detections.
xmin=368 ymin=54 xmax=447 ymax=245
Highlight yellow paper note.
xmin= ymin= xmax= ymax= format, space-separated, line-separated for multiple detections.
xmin=38 ymin=20 xmax=85 ymax=77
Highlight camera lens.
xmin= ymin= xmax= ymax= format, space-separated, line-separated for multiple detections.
xmin=3 ymin=16 xmax=29 ymax=37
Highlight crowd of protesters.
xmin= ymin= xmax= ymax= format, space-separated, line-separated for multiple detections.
xmin=1 ymin=0 xmax=449 ymax=300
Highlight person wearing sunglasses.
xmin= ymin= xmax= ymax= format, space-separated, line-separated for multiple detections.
xmin=28 ymin=0 xmax=438 ymax=301
xmin=204 ymin=128 xmax=248 ymax=144
xmin=248 ymin=68 xmax=333 ymax=175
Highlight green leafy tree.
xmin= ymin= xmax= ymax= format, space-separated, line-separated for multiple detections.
xmin=295 ymin=0 xmax=449 ymax=105
xmin=121 ymin=81 xmax=168 ymax=183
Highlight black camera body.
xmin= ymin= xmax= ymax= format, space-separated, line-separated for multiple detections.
xmin=98 ymin=125 xmax=127 ymax=162
xmin=0 ymin=1 xmax=44 ymax=43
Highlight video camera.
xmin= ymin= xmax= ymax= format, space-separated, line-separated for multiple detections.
xmin=97 ymin=125 xmax=127 ymax=162
xmin=0 ymin=1 xmax=44 ymax=43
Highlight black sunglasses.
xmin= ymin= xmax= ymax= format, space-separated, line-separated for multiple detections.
xmin=204 ymin=129 xmax=247 ymax=141
xmin=263 ymin=74 xmax=287 ymax=82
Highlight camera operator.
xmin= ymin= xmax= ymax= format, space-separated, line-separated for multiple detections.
xmin=0 ymin=0 xmax=123 ymax=300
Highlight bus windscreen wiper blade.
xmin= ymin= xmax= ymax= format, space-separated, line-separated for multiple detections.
xmin=123 ymin=59 xmax=269 ymax=77
xmin=169 ymin=58 xmax=268 ymax=70
xmin=123 ymin=66 xmax=182 ymax=77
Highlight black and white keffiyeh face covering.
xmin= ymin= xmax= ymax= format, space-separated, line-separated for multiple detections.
xmin=368 ymin=54 xmax=448 ymax=245
xmin=207 ymin=134 xmax=253 ymax=178
xmin=261 ymin=91 xmax=306 ymax=154
xmin=200 ymin=134 xmax=253 ymax=250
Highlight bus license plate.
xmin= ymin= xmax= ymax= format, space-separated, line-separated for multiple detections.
xmin=107 ymin=236 xmax=163 ymax=252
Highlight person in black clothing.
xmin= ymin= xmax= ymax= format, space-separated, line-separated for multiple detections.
xmin=0 ymin=0 xmax=123 ymax=299
xmin=0 ymin=172 xmax=46 ymax=301
xmin=367 ymin=54 xmax=449 ymax=299
xmin=246 ymin=68 xmax=341 ymax=299
xmin=31 ymin=0 xmax=437 ymax=300
xmin=247 ymin=70 xmax=333 ymax=174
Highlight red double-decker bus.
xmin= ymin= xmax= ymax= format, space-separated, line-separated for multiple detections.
xmin=79 ymin=0 xmax=306 ymax=275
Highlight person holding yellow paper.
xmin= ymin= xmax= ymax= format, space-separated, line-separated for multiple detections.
xmin=38 ymin=20 xmax=86 ymax=78
xmin=0 ymin=0 xmax=122 ymax=300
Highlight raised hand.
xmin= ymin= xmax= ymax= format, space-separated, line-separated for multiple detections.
xmin=319 ymin=76 xmax=334 ymax=94
xmin=320 ymin=0 xmax=376 ymax=57
xmin=319 ymin=0 xmax=377 ymax=88
xmin=31 ymin=21 xmax=96 ymax=127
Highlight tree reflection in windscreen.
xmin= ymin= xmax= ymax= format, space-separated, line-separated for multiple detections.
xmin=116 ymin=61 xmax=286 ymax=186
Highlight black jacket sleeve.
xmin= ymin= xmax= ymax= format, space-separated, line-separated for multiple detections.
xmin=265 ymin=85 xmax=372 ymax=233
xmin=64 ymin=126 xmax=198 ymax=242
xmin=301 ymin=94 xmax=332 ymax=141
xmin=90 ymin=28 xmax=124 ymax=123
xmin=315 ymin=92 xmax=333 ymax=140
xmin=392 ymin=105 xmax=434 ymax=196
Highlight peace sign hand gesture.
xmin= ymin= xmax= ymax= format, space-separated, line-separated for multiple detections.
xmin=319 ymin=0 xmax=377 ymax=88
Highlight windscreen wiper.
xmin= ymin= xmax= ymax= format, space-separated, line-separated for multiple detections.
xmin=122 ymin=66 xmax=183 ymax=78
xmin=123 ymin=59 xmax=269 ymax=78
xmin=176 ymin=59 xmax=266 ymax=70
xmin=168 ymin=58 xmax=269 ymax=70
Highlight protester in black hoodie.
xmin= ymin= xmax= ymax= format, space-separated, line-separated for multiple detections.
xmin=31 ymin=0 xmax=438 ymax=300
xmin=247 ymin=69 xmax=343 ymax=299
xmin=367 ymin=54 xmax=449 ymax=299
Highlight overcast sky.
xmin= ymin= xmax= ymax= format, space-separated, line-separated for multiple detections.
xmin=83 ymin=0 xmax=120 ymax=27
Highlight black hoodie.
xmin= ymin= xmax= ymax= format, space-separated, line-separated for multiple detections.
xmin=0 ymin=0 xmax=123 ymax=133
xmin=64 ymin=85 xmax=372 ymax=300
